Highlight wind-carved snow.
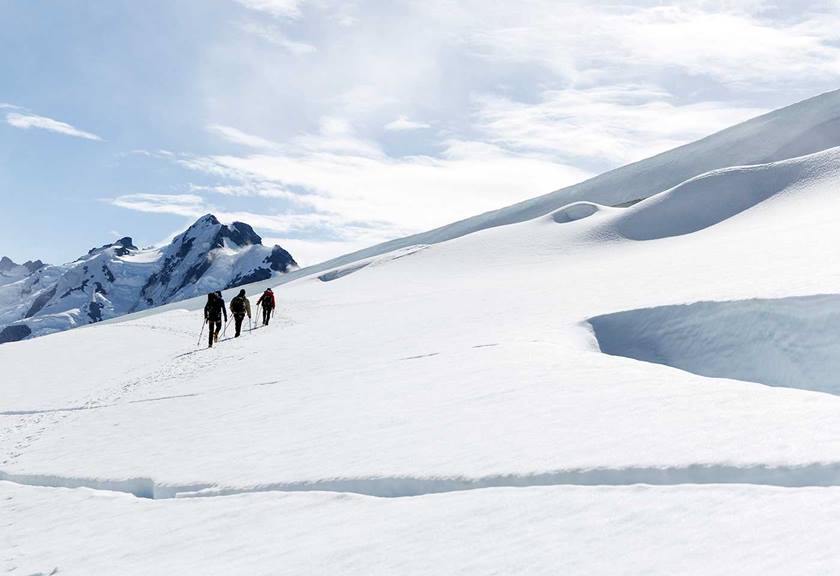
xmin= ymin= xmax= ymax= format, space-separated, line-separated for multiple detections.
xmin=551 ymin=202 xmax=604 ymax=223
xmin=317 ymin=245 xmax=429 ymax=282
xmin=590 ymin=294 xmax=840 ymax=396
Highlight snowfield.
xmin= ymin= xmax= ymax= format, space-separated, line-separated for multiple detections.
xmin=6 ymin=91 xmax=840 ymax=573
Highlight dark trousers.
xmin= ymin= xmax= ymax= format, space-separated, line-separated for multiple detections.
xmin=262 ymin=306 xmax=272 ymax=325
xmin=208 ymin=319 xmax=222 ymax=347
xmin=234 ymin=314 xmax=245 ymax=337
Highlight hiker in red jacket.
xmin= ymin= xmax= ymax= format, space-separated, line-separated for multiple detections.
xmin=256 ymin=288 xmax=275 ymax=326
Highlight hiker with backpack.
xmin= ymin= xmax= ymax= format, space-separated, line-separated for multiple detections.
xmin=204 ymin=291 xmax=227 ymax=347
xmin=229 ymin=289 xmax=252 ymax=337
xmin=256 ymin=288 xmax=275 ymax=326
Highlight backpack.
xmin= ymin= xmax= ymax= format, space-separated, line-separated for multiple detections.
xmin=205 ymin=293 xmax=223 ymax=319
xmin=231 ymin=295 xmax=246 ymax=315
xmin=260 ymin=290 xmax=275 ymax=309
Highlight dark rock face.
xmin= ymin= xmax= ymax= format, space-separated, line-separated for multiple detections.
xmin=88 ymin=301 xmax=104 ymax=322
xmin=265 ymin=245 xmax=297 ymax=272
xmin=0 ymin=324 xmax=32 ymax=344
xmin=87 ymin=237 xmax=138 ymax=258
xmin=220 ymin=222 xmax=263 ymax=247
xmin=60 ymin=279 xmax=89 ymax=299
xmin=25 ymin=285 xmax=57 ymax=318
xmin=112 ymin=238 xmax=137 ymax=257
xmin=102 ymin=265 xmax=115 ymax=283
xmin=224 ymin=244 xmax=296 ymax=287
xmin=174 ymin=258 xmax=212 ymax=294
xmin=23 ymin=260 xmax=46 ymax=273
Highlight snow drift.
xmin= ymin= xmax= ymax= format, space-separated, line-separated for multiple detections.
xmin=590 ymin=294 xmax=840 ymax=395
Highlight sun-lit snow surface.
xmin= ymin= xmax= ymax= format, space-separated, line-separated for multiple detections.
xmin=7 ymin=94 xmax=840 ymax=572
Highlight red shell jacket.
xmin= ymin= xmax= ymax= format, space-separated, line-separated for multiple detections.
xmin=257 ymin=290 xmax=275 ymax=309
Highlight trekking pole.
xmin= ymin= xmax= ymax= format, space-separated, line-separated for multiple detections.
xmin=197 ymin=318 xmax=207 ymax=346
xmin=223 ymin=316 xmax=232 ymax=337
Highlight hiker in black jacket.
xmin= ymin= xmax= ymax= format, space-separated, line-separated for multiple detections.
xmin=229 ymin=289 xmax=252 ymax=337
xmin=204 ymin=292 xmax=227 ymax=347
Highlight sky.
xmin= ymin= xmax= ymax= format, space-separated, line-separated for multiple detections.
xmin=2 ymin=0 xmax=840 ymax=266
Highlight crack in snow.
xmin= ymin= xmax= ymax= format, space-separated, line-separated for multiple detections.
xmin=5 ymin=463 xmax=840 ymax=500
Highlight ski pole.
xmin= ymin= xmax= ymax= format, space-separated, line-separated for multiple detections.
xmin=197 ymin=318 xmax=207 ymax=346
xmin=223 ymin=316 xmax=232 ymax=336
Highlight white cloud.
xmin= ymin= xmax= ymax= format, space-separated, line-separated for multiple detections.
xmin=108 ymin=194 xmax=205 ymax=217
xmin=472 ymin=85 xmax=766 ymax=166
xmin=6 ymin=112 xmax=102 ymax=141
xmin=164 ymin=123 xmax=592 ymax=235
xmin=458 ymin=1 xmax=840 ymax=87
xmin=384 ymin=115 xmax=431 ymax=131
xmin=207 ymin=124 xmax=281 ymax=150
xmin=262 ymin=236 xmax=371 ymax=266
xmin=240 ymin=21 xmax=317 ymax=55
xmin=234 ymin=0 xmax=306 ymax=19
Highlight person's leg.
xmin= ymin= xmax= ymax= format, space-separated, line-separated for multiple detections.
xmin=234 ymin=315 xmax=243 ymax=337
xmin=214 ymin=321 xmax=222 ymax=342
xmin=208 ymin=320 xmax=216 ymax=347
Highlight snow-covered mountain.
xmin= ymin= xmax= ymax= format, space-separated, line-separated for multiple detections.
xmin=8 ymin=91 xmax=840 ymax=574
xmin=0 ymin=214 xmax=296 ymax=343
xmin=0 ymin=256 xmax=45 ymax=287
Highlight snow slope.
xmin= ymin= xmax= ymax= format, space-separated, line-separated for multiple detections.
xmin=6 ymin=95 xmax=840 ymax=573
xmin=224 ymin=87 xmax=840 ymax=285
xmin=0 ymin=215 xmax=296 ymax=343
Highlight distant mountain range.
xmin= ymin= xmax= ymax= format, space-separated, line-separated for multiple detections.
xmin=0 ymin=214 xmax=296 ymax=343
